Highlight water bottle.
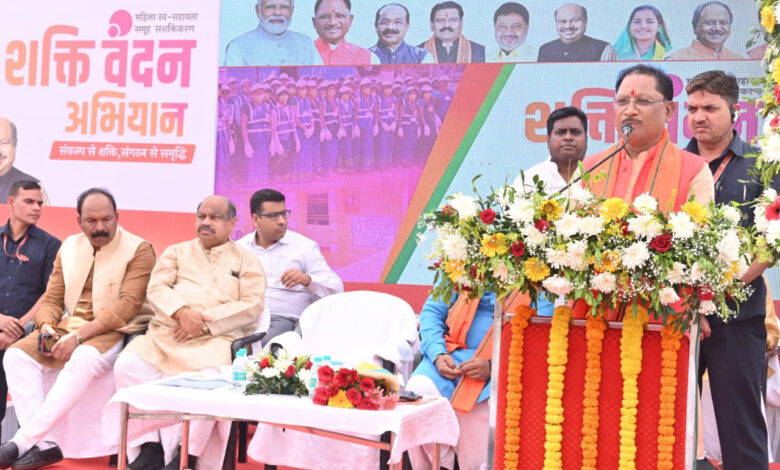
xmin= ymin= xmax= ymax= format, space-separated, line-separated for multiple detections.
xmin=232 ymin=348 xmax=248 ymax=391
xmin=308 ymin=356 xmax=322 ymax=396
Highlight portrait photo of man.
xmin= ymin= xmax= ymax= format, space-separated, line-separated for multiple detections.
xmin=537 ymin=3 xmax=618 ymax=62
xmin=419 ymin=1 xmax=485 ymax=63
xmin=487 ymin=2 xmax=537 ymax=62
xmin=665 ymin=1 xmax=745 ymax=60
xmin=369 ymin=3 xmax=432 ymax=64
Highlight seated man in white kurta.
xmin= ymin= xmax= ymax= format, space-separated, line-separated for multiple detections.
xmin=114 ymin=195 xmax=266 ymax=470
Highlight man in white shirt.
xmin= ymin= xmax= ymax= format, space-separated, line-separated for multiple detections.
xmin=487 ymin=2 xmax=537 ymax=63
xmin=237 ymin=189 xmax=343 ymax=346
xmin=514 ymin=106 xmax=588 ymax=193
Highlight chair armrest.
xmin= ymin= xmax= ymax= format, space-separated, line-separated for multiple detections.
xmin=231 ymin=332 xmax=267 ymax=359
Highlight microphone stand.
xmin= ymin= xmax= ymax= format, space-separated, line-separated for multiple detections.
xmin=555 ymin=125 xmax=633 ymax=196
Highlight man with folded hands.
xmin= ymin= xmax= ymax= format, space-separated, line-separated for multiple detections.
xmin=113 ymin=195 xmax=266 ymax=470
xmin=0 ymin=188 xmax=155 ymax=469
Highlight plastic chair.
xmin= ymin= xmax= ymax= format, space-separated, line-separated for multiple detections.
xmin=249 ymin=291 xmax=420 ymax=470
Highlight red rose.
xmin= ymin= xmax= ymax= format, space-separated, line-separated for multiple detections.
xmin=259 ymin=357 xmax=270 ymax=369
xmin=312 ymin=387 xmax=329 ymax=406
xmin=773 ymin=115 xmax=780 ymax=129
xmin=479 ymin=208 xmax=496 ymax=225
xmin=620 ymin=220 xmax=630 ymax=236
xmin=346 ymin=388 xmax=362 ymax=405
xmin=334 ymin=368 xmax=359 ymax=388
xmin=359 ymin=377 xmax=376 ymax=394
xmin=698 ymin=285 xmax=714 ymax=301
xmin=304 ymin=360 xmax=313 ymax=370
xmin=469 ymin=265 xmax=478 ymax=278
xmin=357 ymin=397 xmax=379 ymax=410
xmin=284 ymin=365 xmax=295 ymax=378
xmin=510 ymin=241 xmax=525 ymax=258
xmin=318 ymin=365 xmax=334 ymax=385
xmin=534 ymin=219 xmax=549 ymax=232
xmin=775 ymin=85 xmax=780 ymax=104
xmin=767 ymin=197 xmax=780 ymax=221
xmin=442 ymin=205 xmax=455 ymax=216
xmin=650 ymin=233 xmax=672 ymax=253
xmin=326 ymin=384 xmax=340 ymax=398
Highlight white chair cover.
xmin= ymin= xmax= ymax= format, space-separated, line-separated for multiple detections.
xmin=250 ymin=291 xmax=420 ymax=470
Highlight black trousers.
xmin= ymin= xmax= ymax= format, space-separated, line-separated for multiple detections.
xmin=698 ymin=315 xmax=768 ymax=470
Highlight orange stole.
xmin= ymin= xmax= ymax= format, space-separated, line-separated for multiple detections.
xmin=583 ymin=129 xmax=705 ymax=211
xmin=448 ymin=290 xmax=530 ymax=414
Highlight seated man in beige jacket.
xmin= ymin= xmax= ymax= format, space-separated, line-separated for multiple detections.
xmin=114 ymin=195 xmax=266 ymax=470
xmin=0 ymin=188 xmax=155 ymax=469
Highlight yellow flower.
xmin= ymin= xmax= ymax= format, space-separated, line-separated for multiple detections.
xmin=539 ymin=199 xmax=563 ymax=221
xmin=480 ymin=233 xmax=509 ymax=257
xmin=328 ymin=390 xmax=354 ymax=409
xmin=762 ymin=6 xmax=776 ymax=34
xmin=593 ymin=250 xmax=621 ymax=273
xmin=774 ymin=58 xmax=780 ymax=85
xmin=444 ymin=259 xmax=465 ymax=283
xmin=600 ymin=197 xmax=629 ymax=222
xmin=523 ymin=257 xmax=550 ymax=282
xmin=681 ymin=200 xmax=709 ymax=224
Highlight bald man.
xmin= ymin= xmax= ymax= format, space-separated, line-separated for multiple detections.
xmin=0 ymin=118 xmax=48 ymax=203
xmin=114 ymin=196 xmax=267 ymax=470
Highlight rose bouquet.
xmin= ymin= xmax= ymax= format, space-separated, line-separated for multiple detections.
xmin=311 ymin=364 xmax=399 ymax=411
xmin=244 ymin=350 xmax=312 ymax=397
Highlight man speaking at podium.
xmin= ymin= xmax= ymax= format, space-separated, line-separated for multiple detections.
xmin=582 ymin=64 xmax=713 ymax=208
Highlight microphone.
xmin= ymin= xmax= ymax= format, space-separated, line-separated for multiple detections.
xmin=555 ymin=124 xmax=633 ymax=195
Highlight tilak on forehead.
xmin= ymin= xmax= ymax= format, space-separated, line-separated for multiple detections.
xmin=631 ymin=89 xmax=635 ymax=96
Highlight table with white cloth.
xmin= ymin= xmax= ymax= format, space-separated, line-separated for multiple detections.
xmin=106 ymin=379 xmax=459 ymax=470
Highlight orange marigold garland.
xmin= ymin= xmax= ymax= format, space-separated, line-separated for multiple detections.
xmin=657 ymin=324 xmax=682 ymax=470
xmin=581 ymin=315 xmax=606 ymax=470
xmin=502 ymin=305 xmax=536 ymax=470
xmin=618 ymin=306 xmax=648 ymax=470
xmin=543 ymin=306 xmax=571 ymax=470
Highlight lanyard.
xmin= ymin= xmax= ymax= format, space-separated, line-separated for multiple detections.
xmin=3 ymin=232 xmax=29 ymax=264
xmin=712 ymin=153 xmax=732 ymax=183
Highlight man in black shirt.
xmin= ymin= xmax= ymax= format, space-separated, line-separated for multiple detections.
xmin=0 ymin=180 xmax=60 ymax=431
xmin=537 ymin=3 xmax=617 ymax=62
xmin=685 ymin=70 xmax=774 ymax=470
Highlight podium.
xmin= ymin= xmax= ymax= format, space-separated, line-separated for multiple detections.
xmin=489 ymin=311 xmax=699 ymax=470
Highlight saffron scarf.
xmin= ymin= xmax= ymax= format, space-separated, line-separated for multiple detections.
xmin=422 ymin=34 xmax=473 ymax=63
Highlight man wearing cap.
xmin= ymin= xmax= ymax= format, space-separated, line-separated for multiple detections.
xmin=292 ymin=80 xmax=317 ymax=182
xmin=355 ymin=79 xmax=378 ymax=171
xmin=247 ymin=83 xmax=273 ymax=184
xmin=306 ymin=81 xmax=326 ymax=178
xmin=397 ymin=87 xmax=421 ymax=167
xmin=375 ymin=82 xmax=397 ymax=171
xmin=487 ymin=2 xmax=537 ymax=62
xmin=216 ymin=85 xmax=234 ymax=188
xmin=320 ymin=82 xmax=340 ymax=177
xmin=337 ymin=86 xmax=357 ymax=172
xmin=229 ymin=79 xmax=253 ymax=185
xmin=225 ymin=0 xmax=322 ymax=66
xmin=433 ymin=76 xmax=454 ymax=121
xmin=312 ymin=0 xmax=380 ymax=65
xmin=420 ymin=1 xmax=485 ymax=63
xmin=419 ymin=84 xmax=440 ymax=163
xmin=370 ymin=3 xmax=433 ymax=64
xmin=270 ymin=87 xmax=299 ymax=183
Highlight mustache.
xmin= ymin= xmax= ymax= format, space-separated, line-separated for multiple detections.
xmin=198 ymin=225 xmax=216 ymax=234
xmin=381 ymin=28 xmax=400 ymax=36
xmin=438 ymin=26 xmax=454 ymax=33
xmin=91 ymin=230 xmax=110 ymax=238
xmin=0 ymin=154 xmax=7 ymax=161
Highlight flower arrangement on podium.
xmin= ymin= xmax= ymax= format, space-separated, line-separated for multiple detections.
xmin=312 ymin=363 xmax=400 ymax=410
xmin=753 ymin=1 xmax=780 ymax=187
xmin=244 ymin=350 xmax=312 ymax=397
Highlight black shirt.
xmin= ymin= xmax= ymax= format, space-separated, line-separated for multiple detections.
xmin=686 ymin=133 xmax=774 ymax=324
xmin=0 ymin=221 xmax=60 ymax=319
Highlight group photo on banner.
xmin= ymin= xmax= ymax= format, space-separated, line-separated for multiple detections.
xmin=0 ymin=0 xmax=779 ymax=470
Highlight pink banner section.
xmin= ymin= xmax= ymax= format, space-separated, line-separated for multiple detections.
xmin=49 ymin=141 xmax=194 ymax=163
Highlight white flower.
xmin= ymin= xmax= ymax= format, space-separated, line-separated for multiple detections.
xmin=632 ymin=193 xmax=658 ymax=213
xmin=566 ymin=185 xmax=593 ymax=204
xmin=765 ymin=111 xmax=780 ymax=136
xmin=545 ymin=248 xmax=568 ymax=269
xmin=522 ymin=225 xmax=546 ymax=247
xmin=667 ymin=262 xmax=687 ymax=284
xmin=767 ymin=220 xmax=780 ymax=246
xmin=699 ymin=300 xmax=717 ymax=315
xmin=722 ymin=206 xmax=742 ymax=225
xmin=494 ymin=261 xmax=510 ymax=282
xmin=565 ymin=240 xmax=588 ymax=271
xmin=765 ymin=188 xmax=779 ymax=200
xmin=440 ymin=231 xmax=468 ymax=261
xmin=449 ymin=193 xmax=479 ymax=219
xmin=659 ymin=287 xmax=680 ymax=305
xmin=496 ymin=186 xmax=512 ymax=208
xmin=542 ymin=275 xmax=573 ymax=296
xmin=591 ymin=272 xmax=616 ymax=293
xmin=668 ymin=212 xmax=695 ymax=240
xmin=689 ymin=262 xmax=705 ymax=283
xmin=627 ymin=213 xmax=663 ymax=239
xmin=756 ymin=204 xmax=770 ymax=232
xmin=556 ymin=213 xmax=581 ymax=238
xmin=762 ymin=133 xmax=780 ymax=164
xmin=261 ymin=367 xmax=280 ymax=379
xmin=580 ymin=216 xmax=605 ymax=237
xmin=621 ymin=241 xmax=650 ymax=269
xmin=507 ymin=198 xmax=535 ymax=225
xmin=716 ymin=230 xmax=741 ymax=263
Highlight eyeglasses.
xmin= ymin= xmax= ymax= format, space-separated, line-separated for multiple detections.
xmin=613 ymin=97 xmax=668 ymax=109
xmin=257 ymin=209 xmax=291 ymax=220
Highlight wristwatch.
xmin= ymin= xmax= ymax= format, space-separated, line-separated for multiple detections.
xmin=73 ymin=329 xmax=84 ymax=345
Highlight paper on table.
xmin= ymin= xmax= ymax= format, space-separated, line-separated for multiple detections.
xmin=159 ymin=376 xmax=231 ymax=390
